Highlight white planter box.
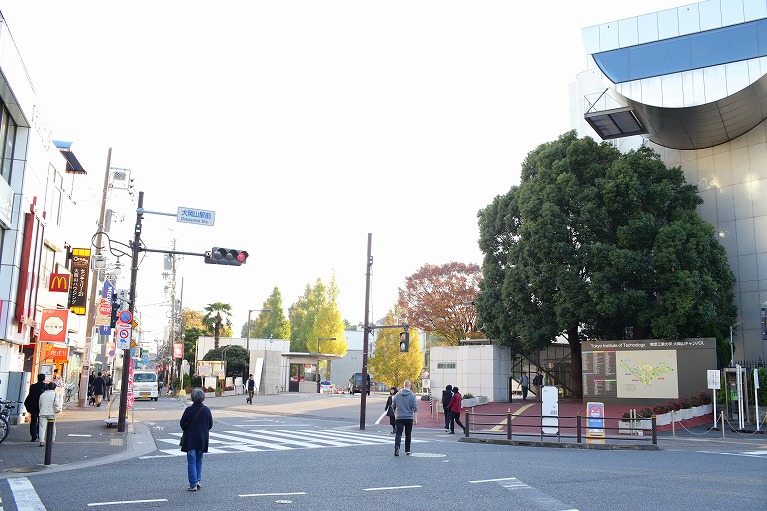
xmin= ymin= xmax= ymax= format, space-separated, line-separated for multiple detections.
xmin=691 ymin=405 xmax=706 ymax=417
xmin=461 ymin=398 xmax=477 ymax=408
xmin=655 ymin=412 xmax=671 ymax=426
xmin=703 ymin=404 xmax=713 ymax=414
xmin=204 ymin=392 xmax=215 ymax=399
xmin=682 ymin=408 xmax=693 ymax=420
xmin=477 ymin=396 xmax=488 ymax=405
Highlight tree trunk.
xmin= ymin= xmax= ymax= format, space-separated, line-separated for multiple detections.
xmin=214 ymin=312 xmax=221 ymax=349
xmin=567 ymin=325 xmax=583 ymax=398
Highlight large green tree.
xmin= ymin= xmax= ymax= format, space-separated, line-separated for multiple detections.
xmin=477 ymin=132 xmax=737 ymax=396
xmin=202 ymin=302 xmax=233 ymax=349
xmin=241 ymin=287 xmax=291 ymax=340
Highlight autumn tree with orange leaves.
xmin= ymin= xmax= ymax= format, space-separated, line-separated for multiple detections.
xmin=398 ymin=262 xmax=483 ymax=345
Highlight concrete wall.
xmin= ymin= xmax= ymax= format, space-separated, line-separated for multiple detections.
xmin=429 ymin=344 xmax=511 ymax=402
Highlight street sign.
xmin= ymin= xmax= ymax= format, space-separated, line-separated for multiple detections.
xmin=177 ymin=207 xmax=215 ymax=226
xmin=116 ymin=323 xmax=131 ymax=349
xmin=118 ymin=310 xmax=132 ymax=324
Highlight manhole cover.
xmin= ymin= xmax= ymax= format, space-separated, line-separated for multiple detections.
xmin=409 ymin=453 xmax=446 ymax=458
xmin=8 ymin=466 xmax=43 ymax=473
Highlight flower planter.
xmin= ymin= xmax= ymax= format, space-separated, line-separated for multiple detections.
xmin=461 ymin=398 xmax=477 ymax=408
xmin=655 ymin=412 xmax=671 ymax=426
xmin=477 ymin=396 xmax=488 ymax=405
xmin=223 ymin=390 xmax=235 ymax=396
xmin=703 ymin=404 xmax=713 ymax=415
xmin=681 ymin=408 xmax=693 ymax=420
xmin=204 ymin=392 xmax=215 ymax=399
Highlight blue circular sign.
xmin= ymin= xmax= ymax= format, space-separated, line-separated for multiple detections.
xmin=118 ymin=310 xmax=132 ymax=324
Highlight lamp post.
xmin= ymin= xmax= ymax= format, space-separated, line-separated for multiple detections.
xmin=730 ymin=321 xmax=743 ymax=367
xmin=246 ymin=308 xmax=273 ymax=353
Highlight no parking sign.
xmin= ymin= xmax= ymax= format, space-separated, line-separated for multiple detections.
xmin=116 ymin=323 xmax=131 ymax=349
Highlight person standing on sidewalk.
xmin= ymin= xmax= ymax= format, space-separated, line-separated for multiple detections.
xmin=38 ymin=382 xmax=62 ymax=447
xmin=441 ymin=384 xmax=453 ymax=432
xmin=24 ymin=374 xmax=47 ymax=442
xmin=520 ymin=372 xmax=530 ymax=402
xmin=246 ymin=374 xmax=255 ymax=404
xmin=384 ymin=387 xmax=397 ymax=434
xmin=532 ymin=371 xmax=543 ymax=402
xmin=392 ymin=379 xmax=418 ymax=456
xmin=448 ymin=386 xmax=466 ymax=435
xmin=180 ymin=388 xmax=213 ymax=491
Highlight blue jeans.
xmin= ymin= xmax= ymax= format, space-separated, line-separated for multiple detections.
xmin=186 ymin=449 xmax=204 ymax=487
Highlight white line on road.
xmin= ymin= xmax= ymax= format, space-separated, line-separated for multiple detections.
xmin=8 ymin=478 xmax=46 ymax=511
xmin=87 ymin=499 xmax=168 ymax=507
xmin=239 ymin=492 xmax=307 ymax=497
xmin=469 ymin=477 xmax=517 ymax=483
xmin=363 ymin=485 xmax=422 ymax=491
xmin=68 ymin=434 xmax=92 ymax=437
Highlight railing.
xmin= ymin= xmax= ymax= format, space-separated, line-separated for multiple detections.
xmin=464 ymin=409 xmax=658 ymax=446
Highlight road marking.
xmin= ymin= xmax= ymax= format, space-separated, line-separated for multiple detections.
xmin=87 ymin=499 xmax=168 ymax=507
xmin=8 ymin=478 xmax=46 ymax=511
xmin=696 ymin=450 xmax=767 ymax=458
xmin=489 ymin=404 xmax=535 ymax=432
xmin=470 ymin=476 xmax=579 ymax=510
xmin=239 ymin=492 xmax=306 ymax=497
xmin=470 ymin=477 xmax=517 ymax=483
xmin=68 ymin=434 xmax=92 ymax=437
xmin=364 ymin=485 xmax=422 ymax=491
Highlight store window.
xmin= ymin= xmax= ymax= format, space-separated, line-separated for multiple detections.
xmin=0 ymin=106 xmax=15 ymax=184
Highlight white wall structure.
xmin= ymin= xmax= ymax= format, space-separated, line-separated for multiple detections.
xmin=429 ymin=344 xmax=511 ymax=402
xmin=571 ymin=0 xmax=767 ymax=362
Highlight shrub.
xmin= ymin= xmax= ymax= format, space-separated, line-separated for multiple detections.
xmin=205 ymin=386 xmax=215 ymax=393
xmin=698 ymin=390 xmax=712 ymax=405
xmin=639 ymin=408 xmax=654 ymax=418
xmin=689 ymin=394 xmax=702 ymax=407
xmin=462 ymin=393 xmax=474 ymax=399
xmin=653 ymin=404 xmax=668 ymax=414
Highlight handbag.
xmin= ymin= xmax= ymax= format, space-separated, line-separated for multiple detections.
xmin=179 ymin=406 xmax=204 ymax=447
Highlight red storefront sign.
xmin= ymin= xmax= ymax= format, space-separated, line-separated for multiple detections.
xmin=41 ymin=342 xmax=69 ymax=362
xmin=48 ymin=273 xmax=71 ymax=293
xmin=39 ymin=308 xmax=68 ymax=342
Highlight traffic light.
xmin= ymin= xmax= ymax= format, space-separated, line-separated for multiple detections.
xmin=205 ymin=247 xmax=249 ymax=266
xmin=399 ymin=331 xmax=410 ymax=352
xmin=109 ymin=301 xmax=120 ymax=328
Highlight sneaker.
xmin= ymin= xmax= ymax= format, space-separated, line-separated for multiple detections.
xmin=394 ymin=447 xmax=400 ymax=456
xmin=445 ymin=429 xmax=449 ymax=433
xmin=187 ymin=486 xmax=197 ymax=492
xmin=197 ymin=482 xmax=202 ymax=490
xmin=406 ymin=451 xmax=411 ymax=455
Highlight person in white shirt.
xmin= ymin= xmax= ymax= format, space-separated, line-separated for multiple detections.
xmin=38 ymin=382 xmax=62 ymax=447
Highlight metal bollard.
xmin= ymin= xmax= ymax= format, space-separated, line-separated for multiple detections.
xmin=44 ymin=420 xmax=54 ymax=465
xmin=576 ymin=413 xmax=582 ymax=443
xmin=651 ymin=416 xmax=657 ymax=445
xmin=507 ymin=409 xmax=512 ymax=440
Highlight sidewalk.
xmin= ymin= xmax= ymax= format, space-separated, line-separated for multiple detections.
xmin=0 ymin=398 xmax=153 ymax=479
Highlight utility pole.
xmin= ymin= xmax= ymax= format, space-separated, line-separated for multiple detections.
xmin=360 ymin=233 xmax=372 ymax=430
xmin=80 ymin=147 xmax=112 ymax=407
xmin=118 ymin=191 xmax=143 ymax=432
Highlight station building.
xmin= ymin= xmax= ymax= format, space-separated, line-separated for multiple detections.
xmin=571 ymin=0 xmax=767 ymax=363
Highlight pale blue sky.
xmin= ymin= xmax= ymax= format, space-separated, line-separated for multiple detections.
xmin=0 ymin=0 xmax=683 ymax=340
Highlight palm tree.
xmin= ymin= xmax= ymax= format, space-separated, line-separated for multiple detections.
xmin=202 ymin=302 xmax=233 ymax=349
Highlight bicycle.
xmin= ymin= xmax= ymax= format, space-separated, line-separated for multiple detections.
xmin=0 ymin=399 xmax=20 ymax=444
xmin=64 ymin=383 xmax=78 ymax=404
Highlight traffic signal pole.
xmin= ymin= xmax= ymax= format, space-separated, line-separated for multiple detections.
xmin=360 ymin=233 xmax=372 ymax=430
xmin=118 ymin=191 xmax=143 ymax=433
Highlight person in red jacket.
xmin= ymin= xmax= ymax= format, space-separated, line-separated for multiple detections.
xmin=448 ymin=387 xmax=466 ymax=434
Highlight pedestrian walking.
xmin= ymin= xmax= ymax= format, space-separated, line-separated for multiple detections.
xmin=246 ymin=374 xmax=255 ymax=404
xmin=384 ymin=387 xmax=397 ymax=434
xmin=520 ymin=372 xmax=530 ymax=402
xmin=392 ymin=379 xmax=418 ymax=456
xmin=38 ymin=382 xmax=62 ymax=447
xmin=441 ymin=384 xmax=453 ymax=432
xmin=448 ymin=386 xmax=466 ymax=435
xmin=88 ymin=371 xmax=96 ymax=405
xmin=24 ymin=374 xmax=47 ymax=442
xmin=180 ymin=388 xmax=213 ymax=492
xmin=105 ymin=373 xmax=114 ymax=401
xmin=52 ymin=369 xmax=64 ymax=399
xmin=92 ymin=371 xmax=106 ymax=407
xmin=532 ymin=371 xmax=543 ymax=402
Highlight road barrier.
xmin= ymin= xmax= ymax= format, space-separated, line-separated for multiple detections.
xmin=463 ymin=409 xmax=658 ymax=448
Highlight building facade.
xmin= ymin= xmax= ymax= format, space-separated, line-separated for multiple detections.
xmin=571 ymin=0 xmax=767 ymax=363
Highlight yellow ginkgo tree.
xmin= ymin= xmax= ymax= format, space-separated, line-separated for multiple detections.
xmin=369 ymin=306 xmax=423 ymax=389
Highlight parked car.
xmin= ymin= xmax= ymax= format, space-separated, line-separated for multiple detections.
xmin=319 ymin=381 xmax=334 ymax=393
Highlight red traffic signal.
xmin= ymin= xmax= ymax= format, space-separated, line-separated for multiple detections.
xmin=205 ymin=247 xmax=249 ymax=266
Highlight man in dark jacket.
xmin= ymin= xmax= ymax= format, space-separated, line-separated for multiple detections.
xmin=441 ymin=385 xmax=453 ymax=432
xmin=24 ymin=374 xmax=47 ymax=442
xmin=92 ymin=372 xmax=106 ymax=407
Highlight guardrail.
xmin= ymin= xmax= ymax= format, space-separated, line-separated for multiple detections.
xmin=464 ymin=409 xmax=658 ymax=446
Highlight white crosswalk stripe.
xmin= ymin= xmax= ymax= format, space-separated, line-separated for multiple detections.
xmin=146 ymin=428 xmax=424 ymax=457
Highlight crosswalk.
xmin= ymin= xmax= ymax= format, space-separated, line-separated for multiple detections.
xmin=697 ymin=449 xmax=767 ymax=458
xmin=144 ymin=428 xmax=423 ymax=457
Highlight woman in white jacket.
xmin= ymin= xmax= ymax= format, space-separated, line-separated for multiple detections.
xmin=38 ymin=382 xmax=62 ymax=446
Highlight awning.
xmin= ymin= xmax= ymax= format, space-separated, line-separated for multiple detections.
xmin=53 ymin=140 xmax=87 ymax=174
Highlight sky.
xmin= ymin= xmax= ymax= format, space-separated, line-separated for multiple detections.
xmin=0 ymin=0 xmax=685 ymax=342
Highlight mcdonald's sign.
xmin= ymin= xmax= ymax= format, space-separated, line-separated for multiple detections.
xmin=48 ymin=273 xmax=71 ymax=293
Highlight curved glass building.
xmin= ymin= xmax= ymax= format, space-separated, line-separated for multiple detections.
xmin=571 ymin=0 xmax=767 ymax=362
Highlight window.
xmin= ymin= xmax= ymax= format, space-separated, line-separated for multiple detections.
xmin=437 ymin=363 xmax=456 ymax=369
xmin=45 ymin=164 xmax=64 ymax=226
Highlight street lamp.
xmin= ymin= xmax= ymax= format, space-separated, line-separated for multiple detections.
xmin=317 ymin=337 xmax=336 ymax=354
xmin=729 ymin=321 xmax=743 ymax=367
xmin=246 ymin=308 xmax=273 ymax=353
xmin=221 ymin=345 xmax=234 ymax=377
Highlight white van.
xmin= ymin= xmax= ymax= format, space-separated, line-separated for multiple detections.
xmin=132 ymin=371 xmax=159 ymax=401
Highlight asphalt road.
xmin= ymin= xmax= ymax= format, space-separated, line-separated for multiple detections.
xmin=0 ymin=393 xmax=764 ymax=511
